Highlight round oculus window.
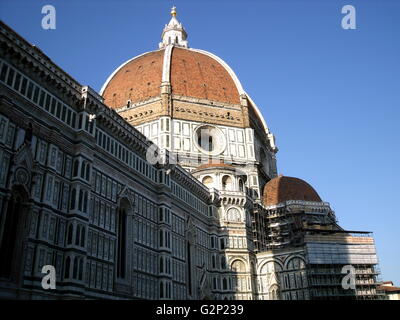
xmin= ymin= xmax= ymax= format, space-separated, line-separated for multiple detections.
xmin=194 ymin=125 xmax=226 ymax=155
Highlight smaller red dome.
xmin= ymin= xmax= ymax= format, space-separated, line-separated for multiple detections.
xmin=263 ymin=175 xmax=322 ymax=206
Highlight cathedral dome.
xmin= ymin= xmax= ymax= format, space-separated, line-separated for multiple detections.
xmin=262 ymin=176 xmax=322 ymax=206
xmin=101 ymin=50 xmax=165 ymax=108
xmin=101 ymin=47 xmax=241 ymax=108
xmin=99 ymin=6 xmax=274 ymax=144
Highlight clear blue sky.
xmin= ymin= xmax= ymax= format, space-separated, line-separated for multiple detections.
xmin=1 ymin=0 xmax=399 ymax=285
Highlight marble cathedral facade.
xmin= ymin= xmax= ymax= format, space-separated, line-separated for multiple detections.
xmin=0 ymin=9 xmax=382 ymax=300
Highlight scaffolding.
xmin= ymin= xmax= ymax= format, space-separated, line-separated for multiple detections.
xmin=252 ymin=201 xmax=383 ymax=300
xmin=304 ymin=232 xmax=383 ymax=300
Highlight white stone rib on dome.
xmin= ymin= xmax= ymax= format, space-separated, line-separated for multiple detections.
xmin=244 ymin=92 xmax=271 ymax=134
xmin=99 ymin=45 xmax=271 ymax=136
xmin=162 ymin=44 xmax=173 ymax=83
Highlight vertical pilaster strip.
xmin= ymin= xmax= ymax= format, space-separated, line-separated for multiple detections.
xmin=161 ymin=44 xmax=173 ymax=117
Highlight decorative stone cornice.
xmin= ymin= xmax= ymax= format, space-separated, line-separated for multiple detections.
xmin=170 ymin=165 xmax=213 ymax=204
xmin=263 ymin=200 xmax=332 ymax=212
xmin=0 ymin=22 xmax=82 ymax=102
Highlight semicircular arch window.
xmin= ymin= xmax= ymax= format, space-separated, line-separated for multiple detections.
xmin=227 ymin=207 xmax=241 ymax=222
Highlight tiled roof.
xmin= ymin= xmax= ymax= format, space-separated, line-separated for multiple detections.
xmin=102 ymin=47 xmax=240 ymax=108
xmin=102 ymin=50 xmax=164 ymax=108
xmin=263 ymin=175 xmax=322 ymax=206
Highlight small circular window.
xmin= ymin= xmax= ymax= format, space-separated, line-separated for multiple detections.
xmin=194 ymin=125 xmax=226 ymax=155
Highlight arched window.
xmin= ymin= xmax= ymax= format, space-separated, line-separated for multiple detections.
xmin=269 ymin=284 xmax=280 ymax=300
xmin=79 ymin=258 xmax=83 ymax=280
xmin=252 ymin=189 xmax=259 ymax=198
xmin=167 ymin=232 xmax=171 ymax=248
xmin=160 ymin=257 xmax=164 ymax=273
xmin=222 ymin=175 xmax=232 ymax=191
xmin=160 ymin=282 xmax=164 ymax=298
xmin=231 ymin=260 xmax=245 ymax=272
xmin=212 ymin=255 xmax=216 ymax=269
xmin=260 ymin=261 xmax=281 ymax=275
xmin=73 ymin=159 xmax=79 ymax=177
xmin=187 ymin=241 xmax=192 ymax=296
xmin=85 ymin=164 xmax=90 ymax=181
xmin=78 ymin=190 xmax=83 ymax=211
xmin=73 ymin=256 xmax=78 ymax=279
xmin=287 ymin=257 xmax=305 ymax=270
xmin=83 ymin=191 xmax=88 ymax=213
xmin=221 ymin=256 xmax=227 ymax=270
xmin=238 ymin=179 xmax=244 ymax=192
xmin=227 ymin=208 xmax=241 ymax=222
xmin=117 ymin=201 xmax=128 ymax=279
xmin=220 ymin=238 xmax=225 ymax=250
xmin=80 ymin=162 xmax=86 ymax=179
xmin=70 ymin=188 xmax=76 ymax=210
xmin=64 ymin=256 xmax=71 ymax=278
xmin=159 ymin=230 xmax=164 ymax=247
xmin=67 ymin=224 xmax=73 ymax=244
xmin=80 ymin=227 xmax=85 ymax=247
xmin=75 ymin=225 xmax=81 ymax=245
xmin=0 ymin=190 xmax=24 ymax=278
xmin=202 ymin=176 xmax=213 ymax=188
xmin=223 ymin=278 xmax=228 ymax=290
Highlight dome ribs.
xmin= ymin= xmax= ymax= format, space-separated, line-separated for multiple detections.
xmin=102 ymin=47 xmax=241 ymax=109
xmin=170 ymin=47 xmax=240 ymax=104
xmin=102 ymin=50 xmax=164 ymax=108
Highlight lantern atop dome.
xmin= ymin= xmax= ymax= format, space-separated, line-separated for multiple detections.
xmin=159 ymin=6 xmax=188 ymax=49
